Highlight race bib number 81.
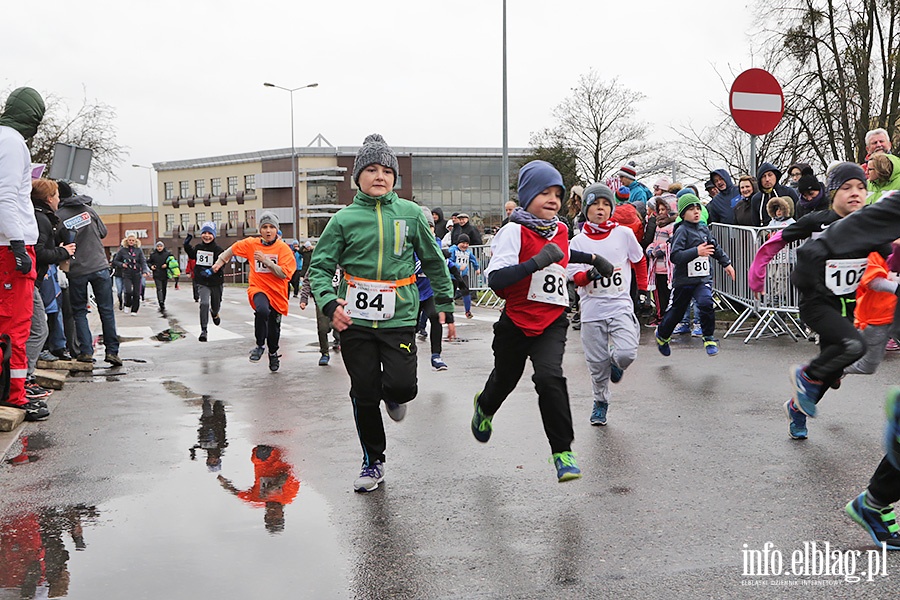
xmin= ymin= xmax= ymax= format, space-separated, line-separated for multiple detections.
xmin=196 ymin=250 xmax=214 ymax=267
xmin=528 ymin=263 xmax=569 ymax=306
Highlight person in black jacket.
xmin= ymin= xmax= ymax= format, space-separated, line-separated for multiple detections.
xmin=111 ymin=235 xmax=148 ymax=315
xmin=750 ymin=162 xmax=800 ymax=226
xmin=147 ymin=241 xmax=174 ymax=312
xmin=183 ymin=222 xmax=225 ymax=342
xmin=795 ymin=169 xmax=828 ymax=218
xmin=450 ymin=212 xmax=483 ymax=246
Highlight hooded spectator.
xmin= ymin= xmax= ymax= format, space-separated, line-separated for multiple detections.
xmin=432 ymin=207 xmax=449 ymax=239
xmin=708 ymin=169 xmax=740 ymax=207
xmin=750 ymin=162 xmax=800 ymax=226
xmin=795 ymin=169 xmax=827 ymax=218
xmin=766 ymin=196 xmax=796 ymax=227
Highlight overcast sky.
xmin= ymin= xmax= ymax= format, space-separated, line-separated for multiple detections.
xmin=4 ymin=0 xmax=757 ymax=206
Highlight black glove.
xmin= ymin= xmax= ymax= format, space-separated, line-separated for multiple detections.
xmin=9 ymin=240 xmax=32 ymax=274
xmin=532 ymin=243 xmax=564 ymax=270
xmin=185 ymin=233 xmax=193 ymax=244
xmin=587 ymin=267 xmax=603 ymax=280
xmin=591 ymin=253 xmax=614 ymax=278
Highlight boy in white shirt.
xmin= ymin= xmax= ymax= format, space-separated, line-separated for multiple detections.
xmin=567 ymin=183 xmax=648 ymax=426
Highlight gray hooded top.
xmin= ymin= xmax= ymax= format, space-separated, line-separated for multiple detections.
xmin=56 ymin=194 xmax=111 ymax=277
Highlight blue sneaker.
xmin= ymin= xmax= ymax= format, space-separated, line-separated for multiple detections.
xmin=703 ymin=336 xmax=719 ymax=356
xmin=885 ymin=388 xmax=900 ymax=470
xmin=845 ymin=492 xmax=900 ymax=549
xmin=791 ymin=365 xmax=821 ymax=417
xmin=590 ymin=401 xmax=608 ymax=426
xmin=783 ymin=399 xmax=808 ymax=440
xmin=551 ymin=451 xmax=582 ymax=482
xmin=471 ymin=392 xmax=493 ymax=443
xmin=318 ymin=353 xmax=330 ymax=366
xmin=353 ymin=460 xmax=385 ymax=493
xmin=655 ymin=329 xmax=671 ymax=357
xmin=691 ymin=324 xmax=703 ymax=337
xmin=431 ymin=354 xmax=448 ymax=371
xmin=672 ymin=322 xmax=691 ymax=335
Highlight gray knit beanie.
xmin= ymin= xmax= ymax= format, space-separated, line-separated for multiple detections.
xmin=353 ymin=133 xmax=399 ymax=185
xmin=258 ymin=211 xmax=279 ymax=229
xmin=581 ymin=183 xmax=616 ymax=218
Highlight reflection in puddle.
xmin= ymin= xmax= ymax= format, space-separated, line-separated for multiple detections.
xmin=217 ymin=445 xmax=299 ymax=534
xmin=4 ymin=433 xmax=53 ymax=466
xmin=0 ymin=505 xmax=98 ymax=598
xmin=189 ymin=397 xmax=228 ymax=472
xmin=152 ymin=328 xmax=185 ymax=342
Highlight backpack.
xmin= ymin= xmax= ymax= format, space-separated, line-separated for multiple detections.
xmin=166 ymin=255 xmax=181 ymax=279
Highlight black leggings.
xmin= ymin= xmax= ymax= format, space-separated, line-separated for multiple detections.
xmin=418 ymin=296 xmax=442 ymax=356
xmin=800 ymin=294 xmax=866 ymax=399
xmin=252 ymin=292 xmax=282 ymax=353
xmin=122 ymin=270 xmax=143 ymax=313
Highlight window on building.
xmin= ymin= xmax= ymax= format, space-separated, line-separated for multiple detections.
xmin=228 ymin=210 xmax=239 ymax=227
xmin=227 ymin=176 xmax=238 ymax=194
xmin=244 ymin=174 xmax=256 ymax=192
xmin=195 ymin=179 xmax=205 ymax=197
xmin=307 ymin=181 xmax=338 ymax=205
xmin=211 ymin=177 xmax=221 ymax=196
xmin=165 ymin=214 xmax=175 ymax=231
xmin=180 ymin=214 xmax=191 ymax=231
xmin=212 ymin=211 xmax=222 ymax=225
xmin=180 ymin=181 xmax=190 ymax=198
xmin=245 ymin=211 xmax=256 ymax=227
xmin=196 ymin=212 xmax=206 ymax=225
xmin=164 ymin=182 xmax=174 ymax=200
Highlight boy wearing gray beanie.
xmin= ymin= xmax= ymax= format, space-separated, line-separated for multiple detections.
xmin=308 ymin=133 xmax=455 ymax=493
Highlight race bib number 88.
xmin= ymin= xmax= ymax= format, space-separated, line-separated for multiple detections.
xmin=528 ymin=263 xmax=569 ymax=306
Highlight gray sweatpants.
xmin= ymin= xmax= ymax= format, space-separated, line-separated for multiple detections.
xmin=580 ymin=312 xmax=640 ymax=406
xmin=845 ymin=323 xmax=891 ymax=375
xmin=26 ymin=287 xmax=49 ymax=377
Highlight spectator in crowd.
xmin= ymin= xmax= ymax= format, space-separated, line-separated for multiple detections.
xmin=617 ymin=163 xmax=652 ymax=205
xmin=563 ymin=185 xmax=585 ymax=238
xmin=750 ymin=162 xmax=800 ymax=227
xmin=299 ymin=240 xmax=313 ymax=278
xmin=709 ymin=169 xmax=740 ymax=208
xmin=645 ymin=195 xmax=678 ymax=327
xmin=611 ymin=186 xmax=644 ymax=242
xmin=56 ymin=184 xmax=122 ymax=367
xmin=733 ymin=175 xmax=758 ymax=225
xmin=766 ymin=196 xmax=796 ymax=228
xmin=866 ymin=153 xmax=900 ymax=205
xmin=861 ymin=128 xmax=893 ymax=176
xmin=111 ymin=234 xmax=147 ymax=315
xmin=704 ymin=179 xmax=718 ymax=199
xmin=289 ymin=241 xmax=303 ymax=298
xmin=450 ymin=212 xmax=483 ymax=246
xmin=147 ymin=241 xmax=174 ymax=312
xmin=432 ymin=207 xmax=450 ymax=239
xmin=0 ymin=86 xmax=48 ymax=421
xmin=785 ymin=162 xmax=812 ymax=189
xmin=795 ymin=169 xmax=828 ymax=218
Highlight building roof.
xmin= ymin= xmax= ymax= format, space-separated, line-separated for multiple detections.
xmin=153 ymin=145 xmax=533 ymax=172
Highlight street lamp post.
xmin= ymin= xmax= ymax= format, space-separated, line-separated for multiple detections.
xmin=132 ymin=164 xmax=155 ymax=242
xmin=263 ymin=82 xmax=319 ymax=240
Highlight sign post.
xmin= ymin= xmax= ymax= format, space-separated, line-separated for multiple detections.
xmin=729 ymin=69 xmax=785 ymax=177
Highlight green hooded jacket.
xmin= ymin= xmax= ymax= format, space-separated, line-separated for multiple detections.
xmin=0 ymin=87 xmax=45 ymax=139
xmin=867 ymin=154 xmax=900 ymax=205
xmin=308 ymin=190 xmax=454 ymax=328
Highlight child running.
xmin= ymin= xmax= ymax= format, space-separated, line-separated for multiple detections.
xmin=470 ymin=160 xmax=613 ymax=482
xmin=567 ymin=183 xmax=648 ymax=426
xmin=448 ymin=234 xmax=480 ymax=318
xmin=843 ymin=251 xmax=898 ymax=376
xmin=655 ymin=193 xmax=735 ymax=357
xmin=211 ymin=211 xmax=295 ymax=371
xmin=307 ymin=134 xmax=454 ymax=493
xmin=183 ymin=222 xmax=225 ymax=342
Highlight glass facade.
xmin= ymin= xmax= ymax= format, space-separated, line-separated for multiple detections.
xmin=307 ymin=181 xmax=338 ymax=205
xmin=411 ymin=157 xmax=507 ymax=228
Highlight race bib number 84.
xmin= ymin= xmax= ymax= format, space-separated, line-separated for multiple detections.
xmin=344 ymin=279 xmax=396 ymax=320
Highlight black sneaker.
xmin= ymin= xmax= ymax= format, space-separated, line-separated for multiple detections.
xmin=212 ymin=314 xmax=221 ymax=326
xmin=76 ymin=354 xmax=94 ymax=363
xmin=25 ymin=381 xmax=52 ymax=399
xmin=0 ymin=400 xmax=50 ymax=422
xmin=199 ymin=331 xmax=208 ymax=342
xmin=249 ymin=346 xmax=265 ymax=362
xmin=105 ymin=353 xmax=123 ymax=367
xmin=268 ymin=352 xmax=281 ymax=372
xmin=51 ymin=349 xmax=72 ymax=361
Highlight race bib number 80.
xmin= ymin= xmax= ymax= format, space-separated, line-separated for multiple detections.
xmin=528 ymin=263 xmax=569 ymax=306
xmin=688 ymin=256 xmax=710 ymax=277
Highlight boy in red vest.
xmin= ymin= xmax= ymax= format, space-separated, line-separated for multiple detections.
xmin=470 ymin=160 xmax=613 ymax=482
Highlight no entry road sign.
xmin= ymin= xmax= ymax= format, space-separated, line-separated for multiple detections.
xmin=729 ymin=69 xmax=784 ymax=136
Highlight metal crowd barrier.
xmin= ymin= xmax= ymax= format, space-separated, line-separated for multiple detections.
xmin=467 ymin=245 xmax=505 ymax=308
xmin=710 ymin=224 xmax=806 ymax=344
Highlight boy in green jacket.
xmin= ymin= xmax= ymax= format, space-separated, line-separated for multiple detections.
xmin=308 ymin=134 xmax=454 ymax=493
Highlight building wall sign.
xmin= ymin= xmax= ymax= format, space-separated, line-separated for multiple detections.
xmin=125 ymin=229 xmax=149 ymax=239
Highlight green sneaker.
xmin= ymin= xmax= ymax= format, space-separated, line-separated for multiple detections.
xmin=551 ymin=451 xmax=582 ymax=482
xmin=471 ymin=392 xmax=493 ymax=443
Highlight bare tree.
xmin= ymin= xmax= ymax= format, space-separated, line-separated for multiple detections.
xmin=531 ymin=70 xmax=649 ymax=183
xmin=24 ymin=89 xmax=127 ymax=188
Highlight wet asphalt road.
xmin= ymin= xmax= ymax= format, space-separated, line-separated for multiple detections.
xmin=3 ymin=286 xmax=900 ymax=599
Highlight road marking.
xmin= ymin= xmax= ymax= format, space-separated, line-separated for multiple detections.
xmin=182 ymin=325 xmax=244 ymax=341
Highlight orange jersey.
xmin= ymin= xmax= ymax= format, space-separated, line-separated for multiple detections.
xmin=231 ymin=237 xmax=296 ymax=316
xmin=854 ymin=252 xmax=898 ymax=329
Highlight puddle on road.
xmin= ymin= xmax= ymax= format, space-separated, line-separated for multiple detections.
xmin=0 ymin=394 xmax=348 ymax=598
